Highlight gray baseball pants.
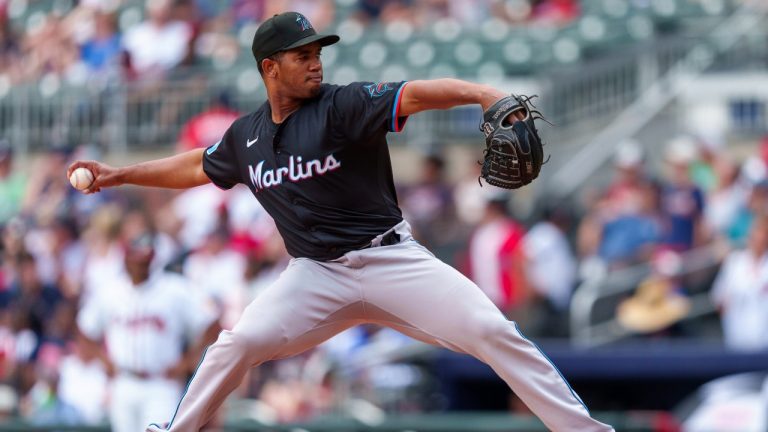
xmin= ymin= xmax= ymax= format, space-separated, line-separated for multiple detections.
xmin=154 ymin=221 xmax=613 ymax=432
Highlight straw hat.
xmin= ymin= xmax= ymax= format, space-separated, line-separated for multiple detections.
xmin=617 ymin=277 xmax=691 ymax=333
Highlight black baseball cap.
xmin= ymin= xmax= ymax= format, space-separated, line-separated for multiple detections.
xmin=251 ymin=12 xmax=340 ymax=64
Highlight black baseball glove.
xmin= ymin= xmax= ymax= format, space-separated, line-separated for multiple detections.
xmin=479 ymin=94 xmax=547 ymax=189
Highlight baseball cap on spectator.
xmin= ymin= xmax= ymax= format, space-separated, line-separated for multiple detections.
xmin=665 ymin=136 xmax=698 ymax=165
xmin=251 ymin=12 xmax=339 ymax=65
xmin=613 ymin=139 xmax=643 ymax=168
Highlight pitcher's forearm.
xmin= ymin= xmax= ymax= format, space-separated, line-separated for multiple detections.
xmin=399 ymin=79 xmax=507 ymax=116
xmin=118 ymin=148 xmax=210 ymax=189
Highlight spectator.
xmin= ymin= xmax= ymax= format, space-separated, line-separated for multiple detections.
xmin=522 ymin=202 xmax=577 ymax=336
xmin=122 ymin=0 xmax=192 ymax=81
xmin=711 ymin=215 xmax=768 ymax=352
xmin=3 ymin=252 xmax=63 ymax=345
xmin=530 ymin=0 xmax=579 ymax=24
xmin=703 ymin=155 xmax=748 ymax=244
xmin=230 ymin=0 xmax=268 ymax=29
xmin=168 ymin=183 xmax=228 ymax=251
xmin=0 ymin=142 xmax=26 ymax=226
xmin=413 ymin=0 xmax=495 ymax=26
xmin=56 ymin=341 xmax=108 ymax=426
xmin=577 ymin=140 xmax=652 ymax=269
xmin=265 ymin=0 xmax=336 ymax=31
xmin=0 ymin=11 xmax=22 ymax=82
xmin=80 ymin=204 xmax=125 ymax=299
xmin=183 ymin=226 xmax=246 ymax=315
xmin=20 ymin=146 xmax=75 ymax=227
xmin=727 ymin=179 xmax=768 ymax=247
xmin=616 ymin=250 xmax=691 ymax=337
xmin=659 ymin=136 xmax=707 ymax=252
xmin=604 ymin=139 xmax=651 ymax=217
xmin=78 ymin=11 xmax=122 ymax=81
xmin=176 ymin=92 xmax=241 ymax=153
xmin=595 ymin=181 xmax=663 ymax=269
xmin=453 ymin=159 xmax=489 ymax=227
xmin=355 ymin=0 xmax=414 ymax=25
xmin=466 ymin=191 xmax=529 ymax=317
xmin=399 ymin=153 xmax=459 ymax=252
xmin=20 ymin=14 xmax=80 ymax=82
xmin=224 ymin=225 xmax=289 ymax=329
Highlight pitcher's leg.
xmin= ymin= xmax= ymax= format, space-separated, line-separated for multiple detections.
xmin=361 ymin=243 xmax=614 ymax=432
xmin=155 ymin=259 xmax=362 ymax=432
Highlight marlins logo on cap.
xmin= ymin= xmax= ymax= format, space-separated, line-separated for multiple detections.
xmin=296 ymin=13 xmax=312 ymax=31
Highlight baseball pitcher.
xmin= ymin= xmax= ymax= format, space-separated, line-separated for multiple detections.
xmin=68 ymin=12 xmax=613 ymax=432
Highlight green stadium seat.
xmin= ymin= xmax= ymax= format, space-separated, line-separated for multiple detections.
xmin=336 ymin=18 xmax=365 ymax=45
xmin=383 ymin=20 xmax=414 ymax=45
xmin=321 ymin=44 xmax=340 ymax=68
xmin=358 ymin=40 xmax=388 ymax=70
xmin=236 ymin=69 xmax=261 ymax=94
xmin=479 ymin=18 xmax=511 ymax=43
xmin=601 ymin=0 xmax=630 ymax=18
xmin=430 ymin=17 xmax=462 ymax=43
xmin=331 ymin=65 xmax=360 ymax=84
xmin=453 ymin=39 xmax=484 ymax=67
xmin=238 ymin=23 xmax=260 ymax=48
xmin=578 ymin=15 xmax=608 ymax=42
xmin=553 ymin=37 xmax=582 ymax=63
xmin=503 ymin=39 xmax=533 ymax=65
xmin=406 ymin=40 xmax=436 ymax=68
xmin=625 ymin=15 xmax=655 ymax=41
xmin=428 ymin=63 xmax=458 ymax=80
xmin=378 ymin=63 xmax=408 ymax=83
xmin=476 ymin=61 xmax=506 ymax=81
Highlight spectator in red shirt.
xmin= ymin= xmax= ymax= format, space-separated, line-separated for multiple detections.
xmin=176 ymin=92 xmax=241 ymax=153
xmin=466 ymin=191 xmax=529 ymax=317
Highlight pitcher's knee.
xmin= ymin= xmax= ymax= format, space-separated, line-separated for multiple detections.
xmin=465 ymin=314 xmax=517 ymax=347
xmin=217 ymin=328 xmax=280 ymax=363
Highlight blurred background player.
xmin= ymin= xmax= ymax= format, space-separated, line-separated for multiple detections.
xmin=76 ymin=231 xmax=219 ymax=432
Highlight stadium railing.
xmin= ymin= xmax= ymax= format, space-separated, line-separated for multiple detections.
xmin=1 ymin=0 xmax=756 ymax=155
xmin=569 ymin=243 xmax=725 ymax=348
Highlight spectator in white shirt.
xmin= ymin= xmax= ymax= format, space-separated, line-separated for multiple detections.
xmin=122 ymin=0 xmax=192 ymax=80
xmin=711 ymin=215 xmax=768 ymax=351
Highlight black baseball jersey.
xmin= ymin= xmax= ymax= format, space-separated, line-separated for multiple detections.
xmin=203 ymin=81 xmax=410 ymax=261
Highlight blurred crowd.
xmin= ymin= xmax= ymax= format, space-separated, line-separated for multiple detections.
xmin=0 ymin=0 xmax=766 ymax=428
xmin=0 ymin=128 xmax=767 ymax=426
xmin=0 ymin=0 xmax=580 ymax=88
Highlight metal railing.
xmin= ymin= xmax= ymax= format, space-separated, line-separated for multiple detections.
xmin=546 ymin=0 xmax=768 ymax=198
xmin=1 ymin=7 xmax=764 ymax=166
xmin=569 ymin=243 xmax=726 ymax=348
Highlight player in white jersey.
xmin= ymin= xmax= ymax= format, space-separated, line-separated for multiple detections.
xmin=77 ymin=233 xmax=219 ymax=432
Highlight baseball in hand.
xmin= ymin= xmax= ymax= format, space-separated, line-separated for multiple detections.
xmin=69 ymin=167 xmax=94 ymax=190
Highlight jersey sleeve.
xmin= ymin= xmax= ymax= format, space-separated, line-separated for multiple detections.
xmin=331 ymin=81 xmax=409 ymax=140
xmin=202 ymin=125 xmax=241 ymax=190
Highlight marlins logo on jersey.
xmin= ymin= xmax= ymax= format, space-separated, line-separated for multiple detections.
xmin=364 ymin=82 xmax=394 ymax=98
xmin=248 ymin=154 xmax=342 ymax=192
